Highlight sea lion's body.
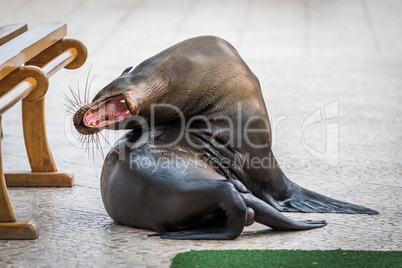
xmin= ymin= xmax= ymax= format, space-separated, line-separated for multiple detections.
xmin=73 ymin=36 xmax=377 ymax=240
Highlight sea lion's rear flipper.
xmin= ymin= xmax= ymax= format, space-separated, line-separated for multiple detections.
xmin=275 ymin=186 xmax=379 ymax=215
xmin=256 ymin=153 xmax=379 ymax=215
xmin=242 ymin=193 xmax=326 ymax=230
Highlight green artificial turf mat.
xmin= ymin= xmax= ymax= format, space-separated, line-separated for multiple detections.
xmin=170 ymin=249 xmax=402 ymax=268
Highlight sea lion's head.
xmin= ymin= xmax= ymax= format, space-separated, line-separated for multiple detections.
xmin=72 ymin=35 xmax=260 ymax=137
xmin=73 ymin=66 xmax=142 ymax=135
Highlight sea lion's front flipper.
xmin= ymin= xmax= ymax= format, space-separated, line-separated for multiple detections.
xmin=275 ymin=186 xmax=379 ymax=215
xmin=149 ymin=227 xmax=241 ymax=240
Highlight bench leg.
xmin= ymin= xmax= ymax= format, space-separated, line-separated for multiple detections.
xmin=0 ymin=220 xmax=39 ymax=240
xmin=0 ymin=126 xmax=15 ymax=222
xmin=0 ymin=116 xmax=39 ymax=239
xmin=22 ymin=97 xmax=57 ymax=172
xmin=4 ymin=98 xmax=74 ymax=187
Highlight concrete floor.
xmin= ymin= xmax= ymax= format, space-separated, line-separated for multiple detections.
xmin=0 ymin=0 xmax=401 ymax=267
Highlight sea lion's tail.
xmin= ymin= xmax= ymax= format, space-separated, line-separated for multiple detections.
xmin=273 ymin=186 xmax=379 ymax=215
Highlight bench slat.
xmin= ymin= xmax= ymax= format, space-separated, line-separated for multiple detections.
xmin=0 ymin=22 xmax=67 ymax=80
xmin=0 ymin=23 xmax=28 ymax=46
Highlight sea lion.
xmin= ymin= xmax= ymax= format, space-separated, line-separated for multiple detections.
xmin=73 ymin=36 xmax=378 ymax=240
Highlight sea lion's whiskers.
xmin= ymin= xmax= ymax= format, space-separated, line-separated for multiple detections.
xmin=87 ymin=75 xmax=97 ymax=104
xmin=72 ymin=127 xmax=103 ymax=161
xmin=84 ymin=65 xmax=97 ymax=105
xmin=99 ymin=131 xmax=118 ymax=154
xmin=65 ymin=70 xmax=105 ymax=160
xmin=76 ymin=77 xmax=82 ymax=107
xmin=82 ymin=133 xmax=94 ymax=161
xmin=84 ymin=66 xmax=91 ymax=105
xmin=95 ymin=132 xmax=105 ymax=159
xmin=64 ymin=86 xmax=82 ymax=112
xmin=64 ymin=94 xmax=80 ymax=116
xmin=90 ymin=134 xmax=96 ymax=161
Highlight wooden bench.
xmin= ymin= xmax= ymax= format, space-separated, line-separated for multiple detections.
xmin=0 ymin=23 xmax=87 ymax=239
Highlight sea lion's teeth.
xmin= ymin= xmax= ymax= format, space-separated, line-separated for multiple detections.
xmin=120 ymin=100 xmax=125 ymax=103
xmin=126 ymin=110 xmax=130 ymax=114
xmin=91 ymin=122 xmax=96 ymax=127
xmin=87 ymin=110 xmax=92 ymax=115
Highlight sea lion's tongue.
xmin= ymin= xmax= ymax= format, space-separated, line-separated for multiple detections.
xmin=84 ymin=95 xmax=131 ymax=128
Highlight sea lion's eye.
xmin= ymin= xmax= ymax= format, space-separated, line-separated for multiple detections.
xmin=122 ymin=66 xmax=133 ymax=75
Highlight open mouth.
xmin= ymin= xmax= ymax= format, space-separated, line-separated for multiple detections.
xmin=83 ymin=95 xmax=132 ymax=128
